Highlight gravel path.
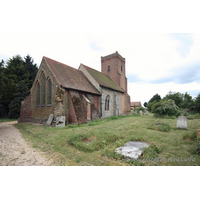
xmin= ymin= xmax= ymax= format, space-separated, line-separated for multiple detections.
xmin=0 ymin=121 xmax=52 ymax=166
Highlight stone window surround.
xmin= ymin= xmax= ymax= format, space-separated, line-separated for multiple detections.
xmin=36 ymin=70 xmax=53 ymax=108
xmin=105 ymin=95 xmax=110 ymax=111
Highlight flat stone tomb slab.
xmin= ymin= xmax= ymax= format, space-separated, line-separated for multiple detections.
xmin=116 ymin=141 xmax=149 ymax=160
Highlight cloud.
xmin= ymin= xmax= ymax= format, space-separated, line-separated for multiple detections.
xmin=169 ymin=33 xmax=194 ymax=57
xmin=127 ymin=74 xmax=143 ymax=83
xmin=150 ymin=60 xmax=200 ymax=84
xmin=186 ymin=90 xmax=200 ymax=98
xmin=89 ymin=41 xmax=102 ymax=51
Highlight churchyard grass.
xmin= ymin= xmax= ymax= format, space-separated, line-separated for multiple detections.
xmin=14 ymin=114 xmax=200 ymax=166
xmin=0 ymin=118 xmax=17 ymax=123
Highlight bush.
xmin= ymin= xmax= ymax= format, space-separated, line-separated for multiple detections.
xmin=153 ymin=99 xmax=181 ymax=117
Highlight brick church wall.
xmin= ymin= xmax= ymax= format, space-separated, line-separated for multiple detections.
xmin=31 ymin=58 xmax=59 ymax=123
xmin=18 ymin=94 xmax=32 ymax=123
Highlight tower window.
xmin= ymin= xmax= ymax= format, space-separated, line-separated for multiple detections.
xmin=108 ymin=65 xmax=110 ymax=72
xmin=121 ymin=66 xmax=123 ymax=71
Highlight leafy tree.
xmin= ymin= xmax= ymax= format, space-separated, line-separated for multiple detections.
xmin=153 ymin=99 xmax=181 ymax=117
xmin=194 ymin=93 xmax=200 ymax=113
xmin=143 ymin=102 xmax=148 ymax=107
xmin=23 ymin=55 xmax=38 ymax=89
xmin=181 ymin=92 xmax=194 ymax=110
xmin=0 ymin=59 xmax=5 ymax=101
xmin=8 ymin=80 xmax=29 ymax=119
xmin=164 ymin=91 xmax=183 ymax=108
xmin=148 ymin=94 xmax=161 ymax=104
xmin=147 ymin=101 xmax=157 ymax=112
xmin=0 ymin=54 xmax=38 ymax=117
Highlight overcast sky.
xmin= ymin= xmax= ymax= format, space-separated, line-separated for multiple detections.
xmin=1 ymin=0 xmax=200 ymax=106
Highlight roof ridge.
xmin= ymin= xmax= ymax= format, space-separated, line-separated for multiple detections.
xmin=44 ymin=56 xmax=79 ymax=71
xmin=81 ymin=63 xmax=125 ymax=93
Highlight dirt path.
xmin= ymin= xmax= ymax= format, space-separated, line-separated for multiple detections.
xmin=0 ymin=121 xmax=52 ymax=166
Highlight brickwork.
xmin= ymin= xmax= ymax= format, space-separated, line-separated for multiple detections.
xmin=31 ymin=58 xmax=59 ymax=123
xmin=18 ymin=94 xmax=32 ymax=123
xmin=101 ymin=51 xmax=127 ymax=93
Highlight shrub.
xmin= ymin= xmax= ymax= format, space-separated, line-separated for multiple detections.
xmin=153 ymin=99 xmax=181 ymax=117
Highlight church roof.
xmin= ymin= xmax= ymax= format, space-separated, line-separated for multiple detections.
xmin=44 ymin=57 xmax=101 ymax=95
xmin=131 ymin=102 xmax=141 ymax=107
xmin=81 ymin=64 xmax=124 ymax=93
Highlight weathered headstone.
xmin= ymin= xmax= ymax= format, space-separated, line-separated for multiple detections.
xmin=139 ymin=110 xmax=142 ymax=115
xmin=185 ymin=108 xmax=189 ymax=117
xmin=196 ymin=129 xmax=200 ymax=138
xmin=135 ymin=111 xmax=138 ymax=114
xmin=177 ymin=116 xmax=187 ymax=129
xmin=56 ymin=116 xmax=66 ymax=127
xmin=46 ymin=114 xmax=54 ymax=126
xmin=116 ymin=141 xmax=149 ymax=160
xmin=145 ymin=111 xmax=149 ymax=115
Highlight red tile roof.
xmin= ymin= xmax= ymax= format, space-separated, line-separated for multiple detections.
xmin=130 ymin=102 xmax=141 ymax=107
xmin=44 ymin=57 xmax=101 ymax=95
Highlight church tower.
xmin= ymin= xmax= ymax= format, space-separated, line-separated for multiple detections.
xmin=101 ymin=51 xmax=127 ymax=93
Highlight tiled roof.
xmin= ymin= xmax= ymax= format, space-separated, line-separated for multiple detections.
xmin=131 ymin=102 xmax=141 ymax=107
xmin=81 ymin=64 xmax=125 ymax=93
xmin=44 ymin=57 xmax=101 ymax=95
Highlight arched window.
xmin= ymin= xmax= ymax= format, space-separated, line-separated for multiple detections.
xmin=105 ymin=95 xmax=110 ymax=111
xmin=36 ymin=82 xmax=40 ymax=106
xmin=42 ymin=74 xmax=46 ymax=106
xmin=108 ymin=65 xmax=110 ymax=72
xmin=47 ymin=79 xmax=52 ymax=105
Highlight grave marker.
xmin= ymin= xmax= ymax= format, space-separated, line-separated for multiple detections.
xmin=56 ymin=116 xmax=66 ymax=127
xmin=46 ymin=114 xmax=54 ymax=126
xmin=177 ymin=116 xmax=187 ymax=129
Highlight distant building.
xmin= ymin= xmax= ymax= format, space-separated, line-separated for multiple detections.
xmin=19 ymin=51 xmax=131 ymax=125
xmin=130 ymin=102 xmax=141 ymax=110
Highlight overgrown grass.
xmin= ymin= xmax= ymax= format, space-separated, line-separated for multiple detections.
xmin=147 ymin=122 xmax=171 ymax=132
xmin=0 ymin=118 xmax=17 ymax=123
xmin=14 ymin=114 xmax=200 ymax=166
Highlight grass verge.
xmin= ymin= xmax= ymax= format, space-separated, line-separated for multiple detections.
xmin=14 ymin=114 xmax=200 ymax=166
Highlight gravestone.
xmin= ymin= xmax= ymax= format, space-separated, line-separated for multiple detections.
xmin=196 ymin=129 xmax=200 ymax=138
xmin=177 ymin=116 xmax=187 ymax=129
xmin=135 ymin=111 xmax=138 ymax=114
xmin=185 ymin=108 xmax=189 ymax=117
xmin=139 ymin=110 xmax=142 ymax=115
xmin=116 ymin=141 xmax=149 ymax=160
xmin=145 ymin=111 xmax=149 ymax=115
xmin=56 ymin=116 xmax=66 ymax=127
xmin=46 ymin=114 xmax=54 ymax=126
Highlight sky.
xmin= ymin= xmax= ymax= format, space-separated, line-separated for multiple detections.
xmin=1 ymin=1 xmax=200 ymax=107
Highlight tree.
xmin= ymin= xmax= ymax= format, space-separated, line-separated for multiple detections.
xmin=143 ymin=102 xmax=148 ymax=107
xmin=0 ymin=59 xmax=5 ymax=101
xmin=0 ymin=54 xmax=38 ymax=117
xmin=194 ymin=93 xmax=200 ymax=113
xmin=181 ymin=92 xmax=194 ymax=110
xmin=153 ymin=99 xmax=181 ymax=117
xmin=164 ymin=91 xmax=183 ymax=108
xmin=8 ymin=80 xmax=29 ymax=119
xmin=23 ymin=55 xmax=38 ymax=89
xmin=148 ymin=94 xmax=161 ymax=103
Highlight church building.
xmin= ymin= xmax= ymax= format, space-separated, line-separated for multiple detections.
xmin=19 ymin=51 xmax=131 ymax=125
